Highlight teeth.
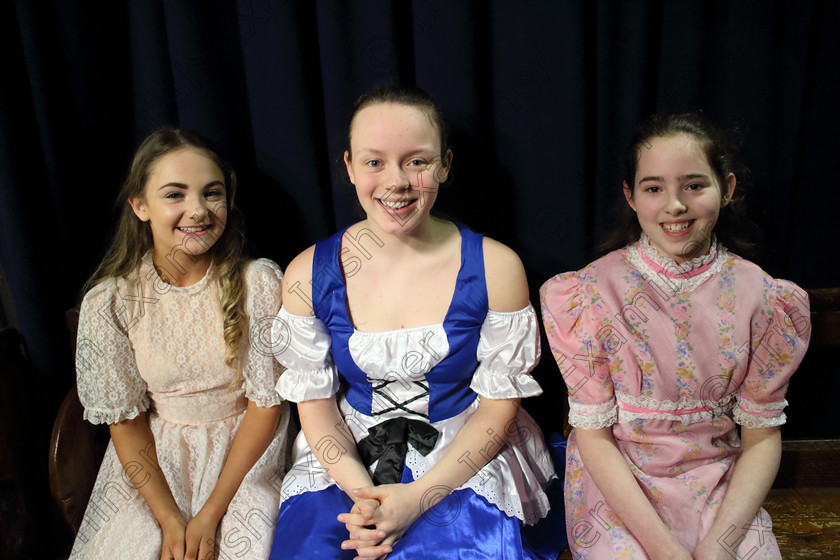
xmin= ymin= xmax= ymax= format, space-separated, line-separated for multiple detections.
xmin=662 ymin=222 xmax=691 ymax=232
xmin=380 ymin=200 xmax=410 ymax=209
xmin=179 ymin=225 xmax=208 ymax=233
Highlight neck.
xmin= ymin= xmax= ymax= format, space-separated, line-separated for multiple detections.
xmin=151 ymin=248 xmax=212 ymax=286
xmin=362 ymin=216 xmax=449 ymax=258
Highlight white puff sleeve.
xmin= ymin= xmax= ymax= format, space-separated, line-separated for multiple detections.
xmin=76 ymin=279 xmax=150 ymax=425
xmin=273 ymin=306 xmax=341 ymax=402
xmin=242 ymin=258 xmax=286 ymax=407
xmin=470 ymin=304 xmax=543 ymax=399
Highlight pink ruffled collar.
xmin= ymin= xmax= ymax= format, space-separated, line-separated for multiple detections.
xmin=636 ymin=233 xmax=720 ymax=278
xmin=627 ymin=234 xmax=728 ymax=295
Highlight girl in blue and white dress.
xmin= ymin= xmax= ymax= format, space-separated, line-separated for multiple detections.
xmin=267 ymin=85 xmax=561 ymax=559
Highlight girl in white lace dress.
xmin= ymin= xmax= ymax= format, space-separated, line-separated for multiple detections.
xmin=70 ymin=129 xmax=290 ymax=560
xmin=541 ymin=113 xmax=811 ymax=559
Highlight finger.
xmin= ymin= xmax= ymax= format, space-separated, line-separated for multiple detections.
xmin=351 ymin=543 xmax=394 ymax=558
xmin=352 ymin=487 xmax=382 ymax=500
xmin=184 ymin=536 xmax=198 ymax=560
xmin=357 ymin=500 xmax=378 ymax=519
xmin=198 ymin=537 xmax=215 ymax=560
xmin=346 ymin=527 xmax=386 ymax=542
xmin=341 ymin=528 xmax=386 ymax=548
xmin=173 ymin=541 xmax=186 ymax=560
xmin=338 ymin=512 xmax=377 ymax=526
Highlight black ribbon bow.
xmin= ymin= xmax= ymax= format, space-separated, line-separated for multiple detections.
xmin=356 ymin=417 xmax=439 ymax=485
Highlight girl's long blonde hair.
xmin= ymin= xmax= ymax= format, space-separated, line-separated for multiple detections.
xmin=84 ymin=128 xmax=249 ymax=381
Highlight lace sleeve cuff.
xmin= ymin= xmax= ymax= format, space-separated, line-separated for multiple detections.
xmin=568 ymin=399 xmax=617 ymax=430
xmin=244 ymin=381 xmax=285 ymax=407
xmin=470 ymin=305 xmax=543 ymax=399
xmin=82 ymin=396 xmax=150 ymax=426
xmin=272 ymin=307 xmax=340 ymax=402
xmin=733 ymin=395 xmax=788 ymax=428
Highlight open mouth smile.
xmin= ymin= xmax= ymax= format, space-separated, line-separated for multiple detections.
xmin=660 ymin=220 xmax=694 ymax=235
xmin=377 ymin=198 xmax=417 ymax=213
xmin=177 ymin=225 xmax=211 ymax=233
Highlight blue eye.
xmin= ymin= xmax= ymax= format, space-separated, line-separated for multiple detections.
xmin=366 ymin=160 xmax=381 ymax=168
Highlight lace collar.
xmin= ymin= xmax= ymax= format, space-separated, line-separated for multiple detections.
xmin=141 ymin=251 xmax=215 ymax=294
xmin=626 ymin=234 xmax=727 ymax=296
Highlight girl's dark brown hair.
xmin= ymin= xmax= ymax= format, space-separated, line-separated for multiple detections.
xmin=597 ymin=112 xmax=756 ymax=258
xmin=84 ymin=128 xmax=249 ymax=380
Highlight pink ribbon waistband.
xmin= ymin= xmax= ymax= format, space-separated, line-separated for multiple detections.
xmin=617 ymin=400 xmax=713 ymax=416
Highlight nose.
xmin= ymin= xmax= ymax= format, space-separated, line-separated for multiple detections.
xmin=664 ymin=190 xmax=687 ymax=214
xmin=190 ymin=195 xmax=209 ymax=221
xmin=389 ymin=165 xmax=410 ymax=191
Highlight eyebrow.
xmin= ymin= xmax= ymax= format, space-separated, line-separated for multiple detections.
xmin=638 ymin=173 xmax=711 ymax=183
xmin=356 ymin=147 xmax=436 ymax=156
xmin=158 ymin=180 xmax=225 ymax=190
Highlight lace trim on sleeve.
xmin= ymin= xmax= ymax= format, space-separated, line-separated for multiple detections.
xmin=470 ymin=305 xmax=543 ymax=399
xmin=244 ymin=381 xmax=284 ymax=407
xmin=733 ymin=394 xmax=788 ymax=428
xmin=568 ymin=398 xmax=617 ymax=429
xmin=82 ymin=398 xmax=149 ymax=426
xmin=273 ymin=307 xmax=340 ymax=402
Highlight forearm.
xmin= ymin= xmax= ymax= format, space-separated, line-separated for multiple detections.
xmin=576 ymin=427 xmax=685 ymax=556
xmin=109 ymin=415 xmax=183 ymax=526
xmin=298 ymin=398 xmax=374 ymax=502
xmin=412 ymin=398 xmax=519 ymax=499
xmin=199 ymin=401 xmax=283 ymax=519
xmin=702 ymin=426 xmax=781 ymax=545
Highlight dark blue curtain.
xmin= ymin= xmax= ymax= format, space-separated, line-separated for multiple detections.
xmin=1 ymin=1 xmax=838 ymax=555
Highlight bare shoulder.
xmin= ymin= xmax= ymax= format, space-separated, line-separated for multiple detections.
xmin=482 ymin=237 xmax=530 ymax=312
xmin=282 ymin=245 xmax=316 ymax=316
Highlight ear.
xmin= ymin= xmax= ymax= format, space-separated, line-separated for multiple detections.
xmin=623 ymin=181 xmax=637 ymax=212
xmin=437 ymin=149 xmax=453 ymax=182
xmin=128 ymin=196 xmax=150 ymax=222
xmin=344 ymin=151 xmax=355 ymax=185
xmin=722 ymin=173 xmax=736 ymax=206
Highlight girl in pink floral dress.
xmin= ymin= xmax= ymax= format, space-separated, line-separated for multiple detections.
xmin=540 ymin=113 xmax=811 ymax=559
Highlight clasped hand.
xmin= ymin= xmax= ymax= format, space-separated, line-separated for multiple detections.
xmin=160 ymin=509 xmax=222 ymax=560
xmin=337 ymin=483 xmax=426 ymax=560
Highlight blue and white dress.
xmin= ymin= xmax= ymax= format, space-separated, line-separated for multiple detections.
xmin=268 ymin=224 xmax=561 ymax=559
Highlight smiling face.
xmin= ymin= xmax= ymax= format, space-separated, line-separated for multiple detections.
xmin=624 ymin=133 xmax=735 ymax=262
xmin=344 ymin=102 xmax=451 ymax=236
xmin=129 ymin=148 xmax=227 ymax=271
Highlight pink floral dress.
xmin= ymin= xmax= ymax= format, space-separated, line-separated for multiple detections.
xmin=540 ymin=235 xmax=811 ymax=559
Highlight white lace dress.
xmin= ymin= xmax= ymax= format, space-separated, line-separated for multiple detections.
xmin=70 ymin=255 xmax=290 ymax=560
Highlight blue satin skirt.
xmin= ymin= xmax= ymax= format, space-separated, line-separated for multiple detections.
xmin=268 ymin=474 xmax=565 ymax=559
